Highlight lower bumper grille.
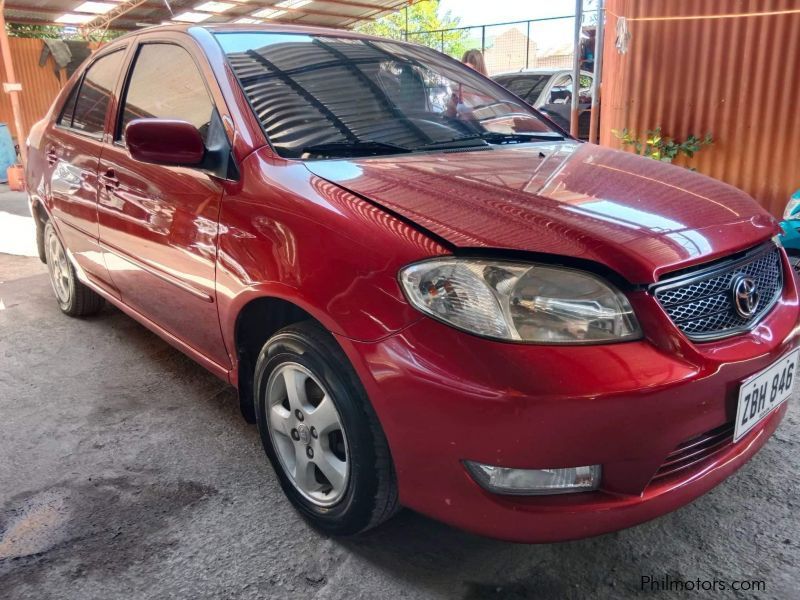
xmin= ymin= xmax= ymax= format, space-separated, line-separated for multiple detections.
xmin=652 ymin=423 xmax=734 ymax=481
xmin=652 ymin=243 xmax=783 ymax=341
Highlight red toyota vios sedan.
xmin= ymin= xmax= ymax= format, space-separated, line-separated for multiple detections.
xmin=25 ymin=24 xmax=797 ymax=542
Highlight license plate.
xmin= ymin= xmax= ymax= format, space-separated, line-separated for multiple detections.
xmin=734 ymin=350 xmax=798 ymax=442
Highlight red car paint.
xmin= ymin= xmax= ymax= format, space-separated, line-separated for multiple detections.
xmin=25 ymin=23 xmax=798 ymax=542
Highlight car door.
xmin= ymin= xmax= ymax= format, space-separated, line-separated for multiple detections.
xmin=46 ymin=49 xmax=126 ymax=294
xmin=97 ymin=39 xmax=229 ymax=367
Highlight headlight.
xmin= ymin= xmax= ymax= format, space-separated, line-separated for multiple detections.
xmin=399 ymin=258 xmax=641 ymax=343
xmin=784 ymin=196 xmax=800 ymax=220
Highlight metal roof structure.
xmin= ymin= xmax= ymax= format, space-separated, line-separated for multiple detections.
xmin=2 ymin=1 xmax=411 ymax=36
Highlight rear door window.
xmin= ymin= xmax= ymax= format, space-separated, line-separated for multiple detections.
xmin=118 ymin=43 xmax=214 ymax=142
xmin=57 ymin=82 xmax=81 ymax=127
xmin=494 ymin=75 xmax=549 ymax=104
xmin=68 ymin=50 xmax=125 ymax=136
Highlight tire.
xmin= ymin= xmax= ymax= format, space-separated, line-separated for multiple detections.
xmin=787 ymin=252 xmax=800 ymax=277
xmin=254 ymin=321 xmax=398 ymax=535
xmin=35 ymin=214 xmax=47 ymax=264
xmin=43 ymin=221 xmax=104 ymax=317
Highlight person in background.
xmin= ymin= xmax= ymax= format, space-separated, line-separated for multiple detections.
xmin=461 ymin=49 xmax=487 ymax=76
xmin=445 ymin=49 xmax=488 ymax=118
xmin=450 ymin=47 xmax=545 ymax=134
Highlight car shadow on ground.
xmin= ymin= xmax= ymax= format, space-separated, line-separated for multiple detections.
xmin=84 ymin=305 xmax=642 ymax=594
xmin=98 ymin=300 xmax=798 ymax=598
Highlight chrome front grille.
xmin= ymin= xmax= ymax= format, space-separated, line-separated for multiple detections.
xmin=652 ymin=244 xmax=784 ymax=341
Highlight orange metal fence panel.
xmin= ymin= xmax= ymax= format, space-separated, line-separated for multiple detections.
xmin=0 ymin=37 xmax=64 ymax=146
xmin=600 ymin=0 xmax=800 ymax=217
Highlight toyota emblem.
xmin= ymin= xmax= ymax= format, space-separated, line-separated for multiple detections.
xmin=731 ymin=275 xmax=760 ymax=318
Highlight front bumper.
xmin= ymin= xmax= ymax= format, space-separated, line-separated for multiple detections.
xmin=335 ymin=259 xmax=800 ymax=542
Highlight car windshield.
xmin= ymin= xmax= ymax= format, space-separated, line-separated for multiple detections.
xmin=215 ymin=32 xmax=561 ymax=159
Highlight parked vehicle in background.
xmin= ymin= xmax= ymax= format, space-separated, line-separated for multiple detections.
xmin=25 ymin=24 xmax=798 ymax=543
xmin=779 ymin=189 xmax=800 ymax=273
xmin=492 ymin=68 xmax=594 ymax=139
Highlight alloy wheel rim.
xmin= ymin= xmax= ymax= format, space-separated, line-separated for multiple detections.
xmin=265 ymin=362 xmax=350 ymax=507
xmin=46 ymin=230 xmax=71 ymax=304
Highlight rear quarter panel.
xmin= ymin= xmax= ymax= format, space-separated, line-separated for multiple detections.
xmin=24 ymin=57 xmax=101 ymax=218
xmin=24 ymin=118 xmax=49 ymax=208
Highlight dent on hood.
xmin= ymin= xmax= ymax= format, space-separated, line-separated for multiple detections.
xmin=304 ymin=142 xmax=777 ymax=282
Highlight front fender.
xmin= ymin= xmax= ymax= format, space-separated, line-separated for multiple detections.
xmin=215 ymin=149 xmax=449 ymax=368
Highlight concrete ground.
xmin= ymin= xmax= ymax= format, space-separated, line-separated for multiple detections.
xmin=1 ymin=210 xmax=799 ymax=599
xmin=0 ymin=187 xmax=37 ymax=257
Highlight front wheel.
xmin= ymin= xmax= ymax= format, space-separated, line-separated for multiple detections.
xmin=43 ymin=221 xmax=104 ymax=317
xmin=254 ymin=321 xmax=398 ymax=535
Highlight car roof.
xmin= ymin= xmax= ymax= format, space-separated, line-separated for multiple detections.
xmin=492 ymin=68 xmax=594 ymax=78
xmin=495 ymin=68 xmax=562 ymax=76
xmin=107 ymin=22 xmax=401 ymax=45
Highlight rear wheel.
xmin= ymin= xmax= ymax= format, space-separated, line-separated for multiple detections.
xmin=43 ymin=221 xmax=104 ymax=317
xmin=254 ymin=321 xmax=398 ymax=535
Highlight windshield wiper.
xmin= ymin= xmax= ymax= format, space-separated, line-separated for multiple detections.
xmin=415 ymin=137 xmax=490 ymax=151
xmin=476 ymin=131 xmax=565 ymax=144
xmin=300 ymin=140 xmax=412 ymax=157
xmin=302 ymin=131 xmax=564 ymax=157
xmin=415 ymin=131 xmax=564 ymax=152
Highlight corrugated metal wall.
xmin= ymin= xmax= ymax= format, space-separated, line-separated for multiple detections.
xmin=600 ymin=0 xmax=800 ymax=217
xmin=0 ymin=37 xmax=64 ymax=144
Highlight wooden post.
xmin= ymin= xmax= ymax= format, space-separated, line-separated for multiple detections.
xmin=525 ymin=20 xmax=530 ymax=69
xmin=0 ymin=1 xmax=28 ymax=166
xmin=589 ymin=0 xmax=606 ymax=144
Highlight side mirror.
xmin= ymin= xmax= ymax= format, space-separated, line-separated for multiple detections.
xmin=125 ymin=119 xmax=205 ymax=167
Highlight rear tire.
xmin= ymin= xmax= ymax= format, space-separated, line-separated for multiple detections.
xmin=35 ymin=213 xmax=46 ymax=264
xmin=254 ymin=321 xmax=398 ymax=535
xmin=43 ymin=221 xmax=104 ymax=317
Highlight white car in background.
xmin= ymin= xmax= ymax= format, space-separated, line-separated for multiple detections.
xmin=492 ymin=68 xmax=594 ymax=139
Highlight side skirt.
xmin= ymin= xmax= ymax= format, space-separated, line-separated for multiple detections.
xmin=70 ymin=255 xmax=232 ymax=384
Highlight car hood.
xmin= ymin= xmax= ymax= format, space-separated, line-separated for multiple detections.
xmin=304 ymin=142 xmax=779 ymax=283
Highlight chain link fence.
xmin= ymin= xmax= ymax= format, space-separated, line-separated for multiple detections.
xmin=406 ymin=15 xmax=583 ymax=76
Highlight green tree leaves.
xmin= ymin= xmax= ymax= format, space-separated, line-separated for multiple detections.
xmin=613 ymin=127 xmax=713 ymax=165
xmin=356 ymin=0 xmax=471 ymax=58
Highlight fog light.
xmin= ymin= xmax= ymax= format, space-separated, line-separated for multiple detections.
xmin=464 ymin=462 xmax=601 ymax=495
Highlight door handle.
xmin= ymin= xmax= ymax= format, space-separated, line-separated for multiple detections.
xmin=101 ymin=169 xmax=119 ymax=190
